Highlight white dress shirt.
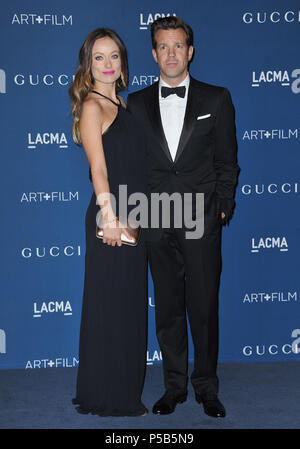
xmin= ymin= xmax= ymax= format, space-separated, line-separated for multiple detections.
xmin=159 ymin=74 xmax=190 ymax=161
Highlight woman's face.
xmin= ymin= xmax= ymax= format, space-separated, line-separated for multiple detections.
xmin=91 ymin=37 xmax=122 ymax=87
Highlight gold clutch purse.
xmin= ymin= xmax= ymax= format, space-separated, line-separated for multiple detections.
xmin=96 ymin=218 xmax=140 ymax=247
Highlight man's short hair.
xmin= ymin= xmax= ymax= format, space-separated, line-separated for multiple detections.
xmin=151 ymin=16 xmax=194 ymax=50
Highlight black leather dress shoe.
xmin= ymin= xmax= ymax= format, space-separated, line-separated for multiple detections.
xmin=152 ymin=391 xmax=187 ymax=415
xmin=196 ymin=394 xmax=226 ymax=418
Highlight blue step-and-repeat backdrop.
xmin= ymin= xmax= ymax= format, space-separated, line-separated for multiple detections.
xmin=0 ymin=0 xmax=299 ymax=369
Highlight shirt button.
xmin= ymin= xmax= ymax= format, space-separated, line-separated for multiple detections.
xmin=174 ymin=170 xmax=179 ymax=175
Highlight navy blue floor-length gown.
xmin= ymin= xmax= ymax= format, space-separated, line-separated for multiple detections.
xmin=73 ymin=94 xmax=148 ymax=416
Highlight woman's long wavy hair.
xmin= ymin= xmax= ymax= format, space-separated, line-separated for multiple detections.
xmin=69 ymin=28 xmax=128 ymax=145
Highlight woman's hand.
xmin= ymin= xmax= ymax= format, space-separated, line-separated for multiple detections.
xmin=102 ymin=218 xmax=131 ymax=247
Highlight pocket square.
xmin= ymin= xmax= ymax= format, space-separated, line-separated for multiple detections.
xmin=197 ymin=114 xmax=211 ymax=120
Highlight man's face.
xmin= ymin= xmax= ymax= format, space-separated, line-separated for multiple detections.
xmin=152 ymin=28 xmax=193 ymax=85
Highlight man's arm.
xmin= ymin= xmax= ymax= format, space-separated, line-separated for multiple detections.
xmin=213 ymin=88 xmax=240 ymax=224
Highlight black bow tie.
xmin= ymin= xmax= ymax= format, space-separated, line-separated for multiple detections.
xmin=161 ymin=86 xmax=186 ymax=98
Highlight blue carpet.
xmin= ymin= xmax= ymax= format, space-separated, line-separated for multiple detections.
xmin=0 ymin=362 xmax=299 ymax=429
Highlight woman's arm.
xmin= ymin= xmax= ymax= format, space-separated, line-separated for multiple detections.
xmin=79 ymin=99 xmax=123 ymax=246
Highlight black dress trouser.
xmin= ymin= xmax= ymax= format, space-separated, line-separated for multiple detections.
xmin=147 ymin=226 xmax=222 ymax=397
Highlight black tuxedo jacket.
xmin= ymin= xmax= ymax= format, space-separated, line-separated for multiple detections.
xmin=127 ymin=76 xmax=240 ymax=238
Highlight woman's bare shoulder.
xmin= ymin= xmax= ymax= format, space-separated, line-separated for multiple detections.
xmin=80 ymin=97 xmax=105 ymax=130
xmin=81 ymin=95 xmax=103 ymax=114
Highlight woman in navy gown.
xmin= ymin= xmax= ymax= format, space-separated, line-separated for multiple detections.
xmin=69 ymin=28 xmax=148 ymax=417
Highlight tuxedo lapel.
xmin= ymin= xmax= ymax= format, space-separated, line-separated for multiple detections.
xmin=174 ymin=77 xmax=203 ymax=164
xmin=144 ymin=82 xmax=173 ymax=164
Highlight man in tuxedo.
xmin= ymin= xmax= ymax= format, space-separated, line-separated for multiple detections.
xmin=127 ymin=16 xmax=239 ymax=418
